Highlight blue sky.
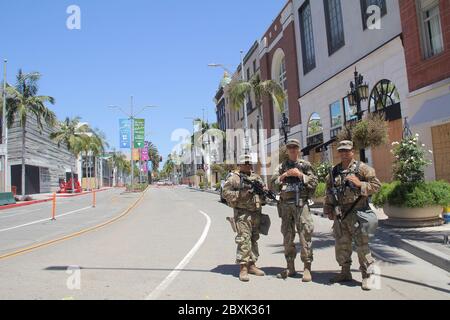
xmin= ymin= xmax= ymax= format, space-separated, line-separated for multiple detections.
xmin=1 ymin=0 xmax=285 ymax=162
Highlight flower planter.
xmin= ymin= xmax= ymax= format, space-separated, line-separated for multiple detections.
xmin=383 ymin=204 xmax=444 ymax=228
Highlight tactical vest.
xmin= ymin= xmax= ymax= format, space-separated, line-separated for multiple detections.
xmin=279 ymin=160 xmax=310 ymax=201
xmin=332 ymin=161 xmax=366 ymax=206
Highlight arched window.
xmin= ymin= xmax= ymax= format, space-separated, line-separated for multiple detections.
xmin=369 ymin=79 xmax=401 ymax=112
xmin=307 ymin=113 xmax=323 ymax=137
xmin=271 ymin=49 xmax=289 ymax=128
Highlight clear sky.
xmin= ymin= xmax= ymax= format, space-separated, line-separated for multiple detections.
xmin=1 ymin=0 xmax=286 ymax=162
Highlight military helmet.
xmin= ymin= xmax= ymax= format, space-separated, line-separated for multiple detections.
xmin=238 ymin=154 xmax=253 ymax=165
xmin=337 ymin=140 xmax=354 ymax=151
xmin=286 ymin=139 xmax=301 ymax=148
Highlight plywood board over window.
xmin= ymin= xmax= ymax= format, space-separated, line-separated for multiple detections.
xmin=371 ymin=119 xmax=403 ymax=183
xmin=432 ymin=123 xmax=450 ymax=183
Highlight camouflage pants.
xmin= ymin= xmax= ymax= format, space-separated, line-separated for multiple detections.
xmin=278 ymin=202 xmax=314 ymax=264
xmin=234 ymin=209 xmax=261 ymax=265
xmin=333 ymin=211 xmax=375 ymax=272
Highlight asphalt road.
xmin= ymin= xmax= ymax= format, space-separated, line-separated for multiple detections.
xmin=0 ymin=186 xmax=448 ymax=300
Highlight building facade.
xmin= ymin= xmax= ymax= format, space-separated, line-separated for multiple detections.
xmin=400 ymin=0 xmax=450 ymax=182
xmin=8 ymin=115 xmax=76 ymax=195
xmin=292 ymin=0 xmax=408 ymax=182
xmin=259 ymin=0 xmax=302 ymax=166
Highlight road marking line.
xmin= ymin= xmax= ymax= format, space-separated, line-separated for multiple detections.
xmin=145 ymin=210 xmax=211 ymax=300
xmin=0 ymin=188 xmax=148 ymax=261
xmin=0 ymin=207 xmax=92 ymax=233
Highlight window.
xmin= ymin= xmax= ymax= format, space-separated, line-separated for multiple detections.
xmin=360 ymin=0 xmax=387 ymax=30
xmin=369 ymin=79 xmax=400 ymax=112
xmin=329 ymin=101 xmax=343 ymax=128
xmin=324 ymin=0 xmax=345 ymax=55
xmin=307 ymin=113 xmax=323 ymax=137
xmin=278 ymin=57 xmax=289 ymax=117
xmin=343 ymin=96 xmax=358 ymax=122
xmin=246 ymin=68 xmax=251 ymax=81
xmin=299 ymin=0 xmax=316 ymax=74
xmin=253 ymin=60 xmax=257 ymax=73
xmin=418 ymin=0 xmax=444 ymax=59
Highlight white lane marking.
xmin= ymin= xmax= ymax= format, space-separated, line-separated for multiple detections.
xmin=145 ymin=210 xmax=211 ymax=300
xmin=0 ymin=206 xmax=92 ymax=233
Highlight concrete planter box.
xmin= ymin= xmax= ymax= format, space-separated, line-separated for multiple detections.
xmin=383 ymin=204 xmax=444 ymax=228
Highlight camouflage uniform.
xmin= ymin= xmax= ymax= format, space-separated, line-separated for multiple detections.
xmin=324 ymin=159 xmax=381 ymax=275
xmin=272 ymin=159 xmax=318 ymax=267
xmin=222 ymin=171 xmax=265 ymax=265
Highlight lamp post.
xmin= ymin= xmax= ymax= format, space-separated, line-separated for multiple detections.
xmin=2 ymin=59 xmax=8 ymax=192
xmin=109 ymin=97 xmax=157 ymax=190
xmin=346 ymin=68 xmax=369 ymax=161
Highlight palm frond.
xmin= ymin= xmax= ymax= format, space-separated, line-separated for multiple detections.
xmin=227 ymin=80 xmax=252 ymax=111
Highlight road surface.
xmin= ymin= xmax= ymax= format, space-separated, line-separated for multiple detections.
xmin=0 ymin=186 xmax=448 ymax=300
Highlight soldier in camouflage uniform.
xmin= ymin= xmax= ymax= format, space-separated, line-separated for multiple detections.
xmin=324 ymin=140 xmax=381 ymax=291
xmin=222 ymin=154 xmax=267 ymax=282
xmin=271 ymin=139 xmax=318 ymax=282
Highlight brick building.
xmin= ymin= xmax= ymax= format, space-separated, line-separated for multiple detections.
xmin=400 ymin=0 xmax=450 ymax=182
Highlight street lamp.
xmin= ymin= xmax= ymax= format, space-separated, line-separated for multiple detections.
xmin=280 ymin=112 xmax=291 ymax=144
xmin=108 ymin=97 xmax=158 ymax=190
xmin=209 ymin=50 xmax=251 ymax=156
xmin=346 ymin=68 xmax=370 ymax=161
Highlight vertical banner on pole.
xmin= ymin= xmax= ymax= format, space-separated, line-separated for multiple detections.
xmin=141 ymin=142 xmax=149 ymax=161
xmin=132 ymin=149 xmax=140 ymax=161
xmin=134 ymin=119 xmax=145 ymax=148
xmin=119 ymin=119 xmax=131 ymax=149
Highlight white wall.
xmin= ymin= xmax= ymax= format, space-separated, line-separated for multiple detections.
xmin=298 ymin=37 xmax=409 ymax=163
xmin=293 ymin=0 xmax=402 ymax=95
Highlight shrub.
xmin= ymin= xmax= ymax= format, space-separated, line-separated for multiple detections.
xmin=314 ymin=162 xmax=332 ymax=183
xmin=391 ymin=134 xmax=432 ymax=183
xmin=372 ymin=181 xmax=450 ymax=208
xmin=198 ymin=182 xmax=205 ymax=190
xmin=315 ymin=182 xmax=327 ymax=198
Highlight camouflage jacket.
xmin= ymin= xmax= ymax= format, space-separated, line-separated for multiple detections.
xmin=324 ymin=159 xmax=381 ymax=215
xmin=271 ymin=159 xmax=318 ymax=200
xmin=222 ymin=171 xmax=265 ymax=212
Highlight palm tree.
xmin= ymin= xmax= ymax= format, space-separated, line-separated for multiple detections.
xmin=5 ymin=70 xmax=56 ymax=197
xmin=50 ymin=117 xmax=89 ymax=192
xmin=228 ymin=73 xmax=286 ymax=183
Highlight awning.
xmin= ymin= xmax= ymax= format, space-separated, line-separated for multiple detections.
xmin=409 ymin=92 xmax=450 ymax=126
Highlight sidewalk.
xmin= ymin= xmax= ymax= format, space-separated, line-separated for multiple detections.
xmin=310 ymin=206 xmax=450 ymax=273
xmin=1 ymin=187 xmax=115 ymax=211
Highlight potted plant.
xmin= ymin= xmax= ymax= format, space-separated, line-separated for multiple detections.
xmin=372 ymin=134 xmax=450 ymax=227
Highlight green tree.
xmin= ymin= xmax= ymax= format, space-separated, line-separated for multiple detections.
xmin=4 ymin=70 xmax=56 ymax=197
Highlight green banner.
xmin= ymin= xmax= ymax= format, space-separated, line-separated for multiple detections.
xmin=134 ymin=119 xmax=145 ymax=148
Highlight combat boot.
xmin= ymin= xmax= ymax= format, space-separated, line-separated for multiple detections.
xmin=330 ymin=265 xmax=352 ymax=283
xmin=361 ymin=271 xmax=372 ymax=291
xmin=302 ymin=263 xmax=312 ymax=282
xmin=239 ymin=264 xmax=249 ymax=282
xmin=277 ymin=260 xmax=296 ymax=279
xmin=248 ymin=263 xmax=265 ymax=277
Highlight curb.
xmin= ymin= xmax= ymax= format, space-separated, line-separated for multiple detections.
xmin=0 ymin=188 xmax=114 ymax=211
xmin=377 ymin=228 xmax=450 ymax=273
